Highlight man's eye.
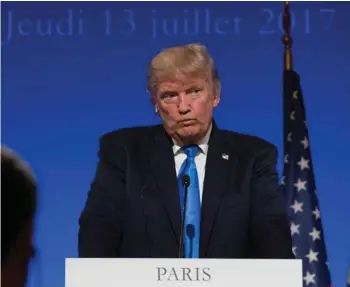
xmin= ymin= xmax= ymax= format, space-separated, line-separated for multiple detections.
xmin=188 ymin=88 xmax=202 ymax=95
xmin=162 ymin=93 xmax=177 ymax=98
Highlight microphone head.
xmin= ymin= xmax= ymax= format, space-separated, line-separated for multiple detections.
xmin=186 ymin=224 xmax=195 ymax=238
xmin=182 ymin=175 xmax=190 ymax=187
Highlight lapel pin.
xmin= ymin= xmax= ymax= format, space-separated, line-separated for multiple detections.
xmin=222 ymin=153 xmax=229 ymax=160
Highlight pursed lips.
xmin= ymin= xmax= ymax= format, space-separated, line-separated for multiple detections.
xmin=179 ymin=119 xmax=195 ymax=123
xmin=178 ymin=119 xmax=196 ymax=126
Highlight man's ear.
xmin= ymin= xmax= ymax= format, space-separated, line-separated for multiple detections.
xmin=213 ymin=90 xmax=220 ymax=108
xmin=213 ymin=94 xmax=220 ymax=108
xmin=150 ymin=96 xmax=159 ymax=114
xmin=212 ymin=80 xmax=221 ymax=108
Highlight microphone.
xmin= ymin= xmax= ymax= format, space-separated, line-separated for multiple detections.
xmin=140 ymin=175 xmax=153 ymax=257
xmin=179 ymin=175 xmax=190 ymax=258
xmin=186 ymin=224 xmax=195 ymax=258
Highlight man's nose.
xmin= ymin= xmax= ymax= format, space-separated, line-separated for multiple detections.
xmin=178 ymin=93 xmax=190 ymax=114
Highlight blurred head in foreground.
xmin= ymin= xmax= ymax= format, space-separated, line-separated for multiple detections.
xmin=1 ymin=146 xmax=37 ymax=287
xmin=147 ymin=43 xmax=221 ymax=146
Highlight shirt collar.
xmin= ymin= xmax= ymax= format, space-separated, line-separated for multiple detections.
xmin=172 ymin=123 xmax=212 ymax=155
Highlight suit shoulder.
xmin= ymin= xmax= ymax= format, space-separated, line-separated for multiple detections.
xmin=99 ymin=124 xmax=161 ymax=146
xmin=221 ymin=130 xmax=277 ymax=155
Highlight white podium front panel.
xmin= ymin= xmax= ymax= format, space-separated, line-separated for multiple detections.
xmin=65 ymin=258 xmax=302 ymax=287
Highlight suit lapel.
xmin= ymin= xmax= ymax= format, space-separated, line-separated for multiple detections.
xmin=150 ymin=126 xmax=181 ymax=242
xmin=200 ymin=123 xmax=237 ymax=256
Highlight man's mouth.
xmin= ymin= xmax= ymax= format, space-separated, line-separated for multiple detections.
xmin=179 ymin=119 xmax=196 ymax=125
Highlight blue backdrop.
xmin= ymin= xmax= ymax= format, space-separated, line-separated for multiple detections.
xmin=2 ymin=1 xmax=349 ymax=287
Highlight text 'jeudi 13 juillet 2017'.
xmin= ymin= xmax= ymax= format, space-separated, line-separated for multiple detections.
xmin=1 ymin=7 xmax=335 ymax=45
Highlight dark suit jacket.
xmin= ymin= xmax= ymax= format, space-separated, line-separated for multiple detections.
xmin=78 ymin=122 xmax=294 ymax=259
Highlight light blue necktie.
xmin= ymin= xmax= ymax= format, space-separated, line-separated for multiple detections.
xmin=178 ymin=145 xmax=201 ymax=258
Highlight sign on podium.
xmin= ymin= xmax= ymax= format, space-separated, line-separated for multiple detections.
xmin=65 ymin=258 xmax=302 ymax=287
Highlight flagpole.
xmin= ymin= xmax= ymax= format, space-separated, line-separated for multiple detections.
xmin=282 ymin=1 xmax=292 ymax=71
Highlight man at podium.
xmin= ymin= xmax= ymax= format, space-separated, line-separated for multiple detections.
xmin=78 ymin=43 xmax=294 ymax=259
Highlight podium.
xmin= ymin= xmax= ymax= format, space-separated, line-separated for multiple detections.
xmin=66 ymin=258 xmax=302 ymax=287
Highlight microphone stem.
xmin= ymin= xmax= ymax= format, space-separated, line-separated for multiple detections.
xmin=179 ymin=183 xmax=189 ymax=258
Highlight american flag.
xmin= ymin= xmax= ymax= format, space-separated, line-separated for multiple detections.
xmin=282 ymin=70 xmax=332 ymax=287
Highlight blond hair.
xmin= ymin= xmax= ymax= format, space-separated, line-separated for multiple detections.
xmin=147 ymin=43 xmax=220 ymax=96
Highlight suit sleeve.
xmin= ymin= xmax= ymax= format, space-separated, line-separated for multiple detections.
xmin=249 ymin=144 xmax=294 ymax=258
xmin=78 ymin=134 xmax=126 ymax=257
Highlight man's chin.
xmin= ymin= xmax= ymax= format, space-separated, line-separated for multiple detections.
xmin=177 ymin=126 xmax=201 ymax=139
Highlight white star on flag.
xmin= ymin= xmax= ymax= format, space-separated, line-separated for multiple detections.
xmin=294 ymin=178 xmax=307 ymax=192
xmin=287 ymin=132 xmax=292 ymax=142
xmin=290 ymin=200 xmax=304 ymax=214
xmin=293 ymin=90 xmax=299 ymax=99
xmin=309 ymin=227 xmax=321 ymax=241
xmin=290 ymin=222 xmax=300 ymax=235
xmin=312 ymin=207 xmax=320 ymax=220
xmin=290 ymin=110 xmax=296 ymax=120
xmin=301 ymin=136 xmax=309 ymax=149
xmin=284 ymin=154 xmax=289 ymax=163
xmin=297 ymin=156 xmax=310 ymax=171
xmin=303 ymin=272 xmax=316 ymax=285
xmin=306 ymin=249 xmax=319 ymax=263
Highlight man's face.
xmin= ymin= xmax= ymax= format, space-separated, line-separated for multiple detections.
xmin=154 ymin=77 xmax=220 ymax=144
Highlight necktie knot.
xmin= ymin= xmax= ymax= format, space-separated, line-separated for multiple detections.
xmin=182 ymin=145 xmax=200 ymax=159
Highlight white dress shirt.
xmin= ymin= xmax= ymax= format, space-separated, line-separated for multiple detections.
xmin=172 ymin=124 xmax=212 ymax=203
